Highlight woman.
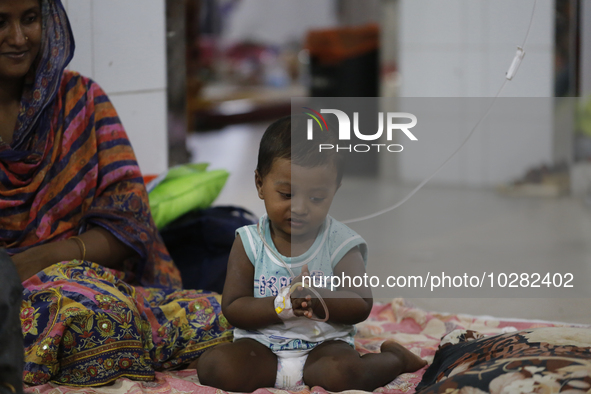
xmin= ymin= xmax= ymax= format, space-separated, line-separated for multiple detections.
xmin=0 ymin=0 xmax=232 ymax=386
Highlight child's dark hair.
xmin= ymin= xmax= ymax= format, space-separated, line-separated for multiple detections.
xmin=256 ymin=115 xmax=344 ymax=184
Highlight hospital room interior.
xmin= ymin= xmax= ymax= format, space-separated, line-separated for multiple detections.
xmin=62 ymin=0 xmax=591 ymax=324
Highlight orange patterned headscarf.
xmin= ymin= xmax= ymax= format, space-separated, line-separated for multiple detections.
xmin=0 ymin=0 xmax=181 ymax=289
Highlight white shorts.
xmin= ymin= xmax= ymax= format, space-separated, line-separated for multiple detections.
xmin=273 ymin=348 xmax=310 ymax=389
xmin=272 ymin=337 xmax=356 ymax=389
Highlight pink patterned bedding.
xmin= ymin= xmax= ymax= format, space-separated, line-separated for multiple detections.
xmin=24 ymin=298 xmax=568 ymax=394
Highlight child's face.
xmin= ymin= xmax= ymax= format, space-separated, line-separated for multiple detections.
xmin=255 ymin=158 xmax=340 ymax=242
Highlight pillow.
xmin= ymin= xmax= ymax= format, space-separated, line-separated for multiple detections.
xmin=416 ymin=328 xmax=591 ymax=394
xmin=148 ymin=163 xmax=229 ymax=229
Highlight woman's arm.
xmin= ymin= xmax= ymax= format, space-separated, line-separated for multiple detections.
xmin=11 ymin=226 xmax=136 ymax=282
xmin=221 ymin=235 xmax=283 ymax=330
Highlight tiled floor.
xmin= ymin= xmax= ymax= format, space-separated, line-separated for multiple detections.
xmin=188 ymin=124 xmax=591 ymax=324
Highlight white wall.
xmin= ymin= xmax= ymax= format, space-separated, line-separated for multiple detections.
xmin=62 ymin=0 xmax=169 ymax=176
xmin=394 ymin=0 xmax=554 ymax=186
xmin=582 ymin=0 xmax=591 ymax=97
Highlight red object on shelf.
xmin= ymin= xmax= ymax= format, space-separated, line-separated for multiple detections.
xmin=305 ymin=23 xmax=379 ymax=66
xmin=143 ymin=174 xmax=159 ymax=185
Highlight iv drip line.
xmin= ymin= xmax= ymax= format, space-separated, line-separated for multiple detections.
xmin=255 ymin=1 xmax=539 ymax=322
xmin=342 ymin=0 xmax=537 ymax=225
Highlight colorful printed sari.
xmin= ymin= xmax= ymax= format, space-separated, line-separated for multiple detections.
xmin=0 ymin=0 xmax=232 ymax=386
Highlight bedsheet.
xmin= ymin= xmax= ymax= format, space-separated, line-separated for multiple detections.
xmin=24 ymin=298 xmax=571 ymax=394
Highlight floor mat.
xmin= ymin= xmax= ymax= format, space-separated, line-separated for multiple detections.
xmin=25 ymin=298 xmax=571 ymax=394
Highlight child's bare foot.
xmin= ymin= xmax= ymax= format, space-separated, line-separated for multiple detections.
xmin=381 ymin=340 xmax=428 ymax=373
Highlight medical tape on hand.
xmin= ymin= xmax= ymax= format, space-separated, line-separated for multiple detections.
xmin=274 ymin=285 xmax=296 ymax=320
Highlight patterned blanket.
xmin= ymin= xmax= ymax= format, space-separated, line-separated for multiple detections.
xmin=24 ymin=299 xmax=571 ymax=394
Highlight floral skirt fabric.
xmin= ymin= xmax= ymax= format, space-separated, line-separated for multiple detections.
xmin=21 ymin=260 xmax=233 ymax=386
xmin=416 ymin=328 xmax=591 ymax=394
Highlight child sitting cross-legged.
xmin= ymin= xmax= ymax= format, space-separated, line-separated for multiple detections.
xmin=194 ymin=115 xmax=427 ymax=392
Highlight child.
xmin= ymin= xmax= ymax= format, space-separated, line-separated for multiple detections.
xmin=196 ymin=116 xmax=427 ymax=392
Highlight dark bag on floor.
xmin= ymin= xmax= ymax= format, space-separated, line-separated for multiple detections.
xmin=0 ymin=249 xmax=24 ymax=394
xmin=160 ymin=206 xmax=256 ymax=293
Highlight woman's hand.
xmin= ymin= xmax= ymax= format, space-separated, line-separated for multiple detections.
xmin=11 ymin=240 xmax=78 ymax=282
xmin=11 ymin=247 xmax=50 ymax=283
xmin=11 ymin=227 xmax=136 ymax=282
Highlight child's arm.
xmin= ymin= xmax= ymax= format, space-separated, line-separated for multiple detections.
xmin=221 ymin=235 xmax=283 ymax=330
xmin=291 ymin=246 xmax=373 ymax=325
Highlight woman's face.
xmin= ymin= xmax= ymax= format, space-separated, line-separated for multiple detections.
xmin=0 ymin=0 xmax=42 ymax=81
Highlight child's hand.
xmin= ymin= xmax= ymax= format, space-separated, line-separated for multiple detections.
xmin=291 ymin=292 xmax=318 ymax=318
xmin=290 ymin=264 xmax=318 ymax=319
